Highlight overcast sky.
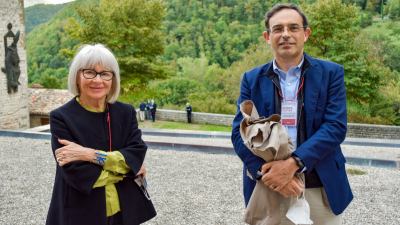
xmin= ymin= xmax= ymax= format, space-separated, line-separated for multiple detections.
xmin=24 ymin=0 xmax=75 ymax=7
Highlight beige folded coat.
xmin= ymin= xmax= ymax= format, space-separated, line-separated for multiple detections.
xmin=239 ymin=100 xmax=305 ymax=225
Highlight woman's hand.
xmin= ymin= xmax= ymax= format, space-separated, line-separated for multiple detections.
xmin=55 ymin=139 xmax=95 ymax=166
xmin=136 ymin=164 xmax=147 ymax=177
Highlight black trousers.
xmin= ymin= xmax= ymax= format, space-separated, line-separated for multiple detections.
xmin=107 ymin=212 xmax=123 ymax=225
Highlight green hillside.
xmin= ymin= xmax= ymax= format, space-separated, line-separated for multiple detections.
xmin=26 ymin=1 xmax=83 ymax=88
xmin=24 ymin=3 xmax=71 ymax=34
xmin=25 ymin=0 xmax=400 ymax=125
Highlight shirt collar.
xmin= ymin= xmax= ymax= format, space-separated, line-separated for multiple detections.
xmin=273 ymin=57 xmax=304 ymax=80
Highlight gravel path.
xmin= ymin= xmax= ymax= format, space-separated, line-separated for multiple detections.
xmin=0 ymin=136 xmax=399 ymax=225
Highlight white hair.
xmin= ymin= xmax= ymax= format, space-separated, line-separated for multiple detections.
xmin=68 ymin=44 xmax=120 ymax=103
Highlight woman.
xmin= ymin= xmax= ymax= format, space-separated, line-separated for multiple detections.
xmin=46 ymin=44 xmax=156 ymax=225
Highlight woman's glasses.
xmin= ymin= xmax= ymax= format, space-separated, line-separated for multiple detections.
xmin=81 ymin=69 xmax=114 ymax=81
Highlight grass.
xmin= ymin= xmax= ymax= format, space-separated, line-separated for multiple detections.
xmin=138 ymin=120 xmax=232 ymax=132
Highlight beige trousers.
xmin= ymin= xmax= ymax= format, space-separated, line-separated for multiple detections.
xmin=139 ymin=111 xmax=145 ymax=121
xmin=280 ymin=188 xmax=343 ymax=225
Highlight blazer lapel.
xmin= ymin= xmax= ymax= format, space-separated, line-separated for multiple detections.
xmin=304 ymin=63 xmax=322 ymax=137
xmin=258 ymin=73 xmax=275 ymax=116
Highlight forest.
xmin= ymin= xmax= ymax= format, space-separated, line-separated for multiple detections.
xmin=25 ymin=0 xmax=400 ymax=125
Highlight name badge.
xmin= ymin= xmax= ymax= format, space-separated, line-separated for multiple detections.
xmin=281 ymin=100 xmax=297 ymax=126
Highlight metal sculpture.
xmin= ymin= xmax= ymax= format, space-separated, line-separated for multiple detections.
xmin=2 ymin=23 xmax=21 ymax=94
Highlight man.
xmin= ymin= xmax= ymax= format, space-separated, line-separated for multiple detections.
xmin=186 ymin=103 xmax=193 ymax=123
xmin=231 ymin=3 xmax=353 ymax=224
xmin=150 ymin=99 xmax=157 ymax=122
xmin=146 ymin=99 xmax=151 ymax=120
xmin=139 ymin=101 xmax=146 ymax=121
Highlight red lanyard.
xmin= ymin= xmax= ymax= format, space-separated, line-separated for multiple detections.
xmin=106 ymin=106 xmax=112 ymax=152
xmin=277 ymin=76 xmax=304 ymax=100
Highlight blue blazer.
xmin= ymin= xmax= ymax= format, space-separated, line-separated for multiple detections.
xmin=231 ymin=54 xmax=353 ymax=215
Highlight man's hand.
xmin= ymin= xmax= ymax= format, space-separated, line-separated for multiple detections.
xmin=276 ymin=176 xmax=304 ymax=198
xmin=55 ymin=139 xmax=95 ymax=166
xmin=260 ymin=157 xmax=299 ymax=191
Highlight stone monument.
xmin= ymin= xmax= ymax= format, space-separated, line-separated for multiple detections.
xmin=0 ymin=0 xmax=29 ymax=129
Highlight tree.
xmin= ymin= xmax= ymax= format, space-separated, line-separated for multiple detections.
xmin=26 ymin=6 xmax=79 ymax=89
xmin=67 ymin=0 xmax=168 ymax=91
xmin=303 ymin=0 xmax=400 ymax=124
xmin=304 ymin=0 xmax=381 ymax=103
xmin=150 ymin=77 xmax=200 ymax=106
xmin=363 ymin=21 xmax=400 ymax=72
xmin=386 ymin=0 xmax=400 ymax=19
xmin=162 ymin=0 xmax=277 ymax=68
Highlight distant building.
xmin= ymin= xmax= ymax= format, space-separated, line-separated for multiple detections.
xmin=29 ymin=88 xmax=72 ymax=127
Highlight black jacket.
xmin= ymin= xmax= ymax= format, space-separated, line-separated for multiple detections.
xmin=46 ymin=98 xmax=156 ymax=225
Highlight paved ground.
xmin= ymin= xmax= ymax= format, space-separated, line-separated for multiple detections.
xmin=0 ymin=136 xmax=399 ymax=225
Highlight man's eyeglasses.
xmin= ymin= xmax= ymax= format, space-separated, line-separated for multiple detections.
xmin=269 ymin=24 xmax=307 ymax=34
xmin=81 ymin=69 xmax=114 ymax=81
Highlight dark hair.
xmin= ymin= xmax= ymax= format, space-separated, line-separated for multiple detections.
xmin=264 ymin=3 xmax=309 ymax=32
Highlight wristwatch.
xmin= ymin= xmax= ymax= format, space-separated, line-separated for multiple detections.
xmin=292 ymin=156 xmax=305 ymax=173
xmin=256 ymin=170 xmax=263 ymax=180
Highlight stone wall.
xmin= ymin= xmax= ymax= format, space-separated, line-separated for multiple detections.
xmin=27 ymin=89 xmax=400 ymax=139
xmin=154 ymin=109 xmax=234 ymax=126
xmin=0 ymin=0 xmax=29 ymax=129
xmin=346 ymin=123 xmax=400 ymax=139
xmin=152 ymin=109 xmax=400 ymax=139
